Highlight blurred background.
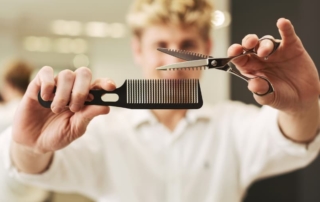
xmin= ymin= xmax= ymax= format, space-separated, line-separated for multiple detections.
xmin=0 ymin=0 xmax=231 ymax=105
xmin=0 ymin=0 xmax=320 ymax=201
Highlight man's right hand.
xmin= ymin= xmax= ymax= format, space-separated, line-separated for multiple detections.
xmin=10 ymin=66 xmax=115 ymax=173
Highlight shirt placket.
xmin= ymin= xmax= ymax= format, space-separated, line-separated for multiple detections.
xmin=165 ymin=120 xmax=188 ymax=202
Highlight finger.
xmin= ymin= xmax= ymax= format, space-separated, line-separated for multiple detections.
xmin=277 ymin=18 xmax=299 ymax=45
xmin=256 ymin=35 xmax=276 ymax=58
xmin=241 ymin=34 xmax=259 ymax=50
xmin=90 ymin=78 xmax=117 ymax=91
xmin=51 ymin=70 xmax=75 ymax=113
xmin=228 ymin=34 xmax=259 ymax=68
xmin=79 ymin=78 xmax=117 ymax=120
xmin=30 ymin=66 xmax=55 ymax=101
xmin=69 ymin=67 xmax=92 ymax=112
xmin=248 ymin=77 xmax=274 ymax=105
xmin=227 ymin=44 xmax=250 ymax=67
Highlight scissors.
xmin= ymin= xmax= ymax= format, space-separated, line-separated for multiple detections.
xmin=156 ymin=38 xmax=280 ymax=96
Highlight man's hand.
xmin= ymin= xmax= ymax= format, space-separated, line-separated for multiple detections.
xmin=11 ymin=66 xmax=116 ymax=173
xmin=229 ymin=18 xmax=320 ymax=142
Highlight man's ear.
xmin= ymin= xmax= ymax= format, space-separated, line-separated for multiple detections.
xmin=131 ymin=36 xmax=142 ymax=65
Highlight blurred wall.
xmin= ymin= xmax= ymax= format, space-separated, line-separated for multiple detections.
xmin=0 ymin=0 xmax=231 ymax=201
xmin=230 ymin=0 xmax=320 ymax=201
xmin=0 ymin=0 xmax=231 ymax=105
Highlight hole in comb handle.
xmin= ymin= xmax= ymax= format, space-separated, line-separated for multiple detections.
xmin=101 ymin=94 xmax=119 ymax=102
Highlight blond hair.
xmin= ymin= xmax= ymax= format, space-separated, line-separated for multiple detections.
xmin=127 ymin=0 xmax=214 ymax=40
xmin=2 ymin=59 xmax=34 ymax=94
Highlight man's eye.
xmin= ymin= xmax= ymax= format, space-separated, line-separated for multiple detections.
xmin=157 ymin=42 xmax=167 ymax=48
xmin=180 ymin=42 xmax=196 ymax=50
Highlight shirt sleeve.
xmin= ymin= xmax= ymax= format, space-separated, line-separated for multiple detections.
xmin=0 ymin=124 xmax=108 ymax=201
xmin=231 ymin=104 xmax=320 ymax=191
xmin=0 ymin=128 xmax=50 ymax=202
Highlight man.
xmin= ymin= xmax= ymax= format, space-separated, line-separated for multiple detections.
xmin=1 ymin=0 xmax=320 ymax=202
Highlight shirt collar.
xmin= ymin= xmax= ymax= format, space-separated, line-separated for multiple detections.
xmin=130 ymin=105 xmax=212 ymax=128
xmin=185 ymin=104 xmax=212 ymax=124
xmin=130 ymin=109 xmax=158 ymax=128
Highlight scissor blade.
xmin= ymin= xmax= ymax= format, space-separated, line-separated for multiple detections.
xmin=157 ymin=48 xmax=209 ymax=61
xmin=156 ymin=59 xmax=208 ymax=70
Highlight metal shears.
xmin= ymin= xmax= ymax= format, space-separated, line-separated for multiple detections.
xmin=156 ymin=38 xmax=280 ymax=96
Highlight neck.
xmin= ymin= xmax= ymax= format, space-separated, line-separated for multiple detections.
xmin=151 ymin=109 xmax=187 ymax=131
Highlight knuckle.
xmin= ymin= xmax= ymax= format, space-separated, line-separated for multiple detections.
xmin=78 ymin=67 xmax=92 ymax=78
xmin=261 ymin=35 xmax=274 ymax=39
xmin=59 ymin=70 xmax=75 ymax=81
xmin=72 ymin=91 xmax=87 ymax=100
xmin=38 ymin=66 xmax=53 ymax=77
xmin=55 ymin=97 xmax=69 ymax=105
xmin=42 ymin=66 xmax=53 ymax=72
xmin=76 ymin=66 xmax=91 ymax=73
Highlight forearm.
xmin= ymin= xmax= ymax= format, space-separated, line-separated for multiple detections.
xmin=278 ymin=100 xmax=320 ymax=143
xmin=10 ymin=141 xmax=53 ymax=174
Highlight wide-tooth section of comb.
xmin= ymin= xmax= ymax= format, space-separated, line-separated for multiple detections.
xmin=127 ymin=79 xmax=200 ymax=104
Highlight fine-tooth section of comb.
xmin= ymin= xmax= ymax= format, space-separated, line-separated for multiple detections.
xmin=38 ymin=79 xmax=203 ymax=109
xmin=126 ymin=79 xmax=200 ymax=104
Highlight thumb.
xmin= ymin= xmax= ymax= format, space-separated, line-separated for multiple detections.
xmin=79 ymin=105 xmax=111 ymax=122
xmin=277 ymin=18 xmax=300 ymax=45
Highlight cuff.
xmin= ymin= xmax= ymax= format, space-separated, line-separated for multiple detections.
xmin=1 ymin=127 xmax=61 ymax=185
xmin=266 ymin=106 xmax=320 ymax=157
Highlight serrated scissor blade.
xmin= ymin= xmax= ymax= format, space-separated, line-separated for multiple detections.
xmin=156 ymin=59 xmax=208 ymax=70
xmin=157 ymin=48 xmax=210 ymax=61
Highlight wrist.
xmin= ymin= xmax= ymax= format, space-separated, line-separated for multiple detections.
xmin=10 ymin=140 xmax=53 ymax=174
xmin=278 ymin=99 xmax=320 ymax=143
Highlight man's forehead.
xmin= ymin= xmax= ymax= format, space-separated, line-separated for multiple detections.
xmin=140 ymin=24 xmax=201 ymax=40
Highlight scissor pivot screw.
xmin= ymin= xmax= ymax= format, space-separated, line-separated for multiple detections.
xmin=211 ymin=60 xmax=217 ymax=67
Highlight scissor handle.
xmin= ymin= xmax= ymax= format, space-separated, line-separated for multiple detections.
xmin=236 ymin=37 xmax=281 ymax=60
xmin=226 ymin=67 xmax=274 ymax=96
xmin=258 ymin=37 xmax=281 ymax=60
xmin=251 ymin=76 xmax=274 ymax=96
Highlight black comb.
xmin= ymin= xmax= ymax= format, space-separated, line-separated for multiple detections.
xmin=38 ymin=79 xmax=203 ymax=109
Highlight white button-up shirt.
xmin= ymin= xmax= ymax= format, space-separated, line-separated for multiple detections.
xmin=0 ymin=99 xmax=49 ymax=202
xmin=1 ymin=101 xmax=320 ymax=202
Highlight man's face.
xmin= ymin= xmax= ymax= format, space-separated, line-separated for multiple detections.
xmin=132 ymin=24 xmax=211 ymax=80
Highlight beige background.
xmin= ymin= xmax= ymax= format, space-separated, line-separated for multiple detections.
xmin=0 ymin=0 xmax=230 ymax=201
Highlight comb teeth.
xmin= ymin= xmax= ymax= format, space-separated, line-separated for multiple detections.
xmin=127 ymin=79 xmax=199 ymax=104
